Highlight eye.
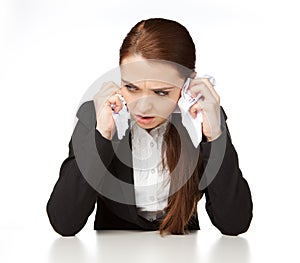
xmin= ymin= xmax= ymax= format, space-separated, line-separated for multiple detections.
xmin=125 ymin=84 xmax=138 ymax=92
xmin=154 ymin=90 xmax=169 ymax=96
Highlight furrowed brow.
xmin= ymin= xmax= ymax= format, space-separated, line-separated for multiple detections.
xmin=121 ymin=78 xmax=175 ymax=90
xmin=121 ymin=79 xmax=139 ymax=88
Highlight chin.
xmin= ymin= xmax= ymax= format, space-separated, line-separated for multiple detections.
xmin=137 ymin=122 xmax=157 ymax=130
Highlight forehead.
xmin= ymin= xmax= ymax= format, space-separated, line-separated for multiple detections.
xmin=120 ymin=58 xmax=187 ymax=88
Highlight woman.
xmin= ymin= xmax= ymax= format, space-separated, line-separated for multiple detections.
xmin=46 ymin=18 xmax=253 ymax=236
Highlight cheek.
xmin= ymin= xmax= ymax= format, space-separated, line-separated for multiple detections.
xmin=172 ymin=89 xmax=182 ymax=101
xmin=163 ymin=91 xmax=181 ymax=114
xmin=165 ymin=90 xmax=181 ymax=107
xmin=155 ymin=97 xmax=178 ymax=116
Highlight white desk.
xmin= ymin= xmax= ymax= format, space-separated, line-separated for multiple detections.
xmin=1 ymin=220 xmax=298 ymax=263
xmin=48 ymin=230 xmax=250 ymax=263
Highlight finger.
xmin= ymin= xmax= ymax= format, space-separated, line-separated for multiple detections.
xmin=200 ymin=78 xmax=220 ymax=103
xmin=94 ymin=81 xmax=120 ymax=100
xmin=112 ymin=95 xmax=123 ymax=113
xmin=104 ymin=81 xmax=120 ymax=93
xmin=192 ymin=77 xmax=220 ymax=103
xmin=95 ymin=82 xmax=121 ymax=111
xmin=188 ymin=80 xmax=214 ymax=102
xmin=114 ymin=89 xmax=122 ymax=95
xmin=107 ymin=94 xmax=123 ymax=113
xmin=189 ymin=100 xmax=205 ymax=119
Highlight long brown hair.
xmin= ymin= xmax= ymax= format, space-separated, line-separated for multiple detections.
xmin=119 ymin=18 xmax=203 ymax=235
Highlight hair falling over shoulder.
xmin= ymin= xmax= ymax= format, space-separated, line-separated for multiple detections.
xmin=159 ymin=116 xmax=203 ymax=236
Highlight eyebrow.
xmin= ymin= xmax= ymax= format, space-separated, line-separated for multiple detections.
xmin=121 ymin=78 xmax=175 ymax=90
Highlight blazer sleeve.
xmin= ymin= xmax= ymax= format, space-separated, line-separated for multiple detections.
xmin=199 ymin=106 xmax=253 ymax=236
xmin=46 ymin=101 xmax=115 ymax=236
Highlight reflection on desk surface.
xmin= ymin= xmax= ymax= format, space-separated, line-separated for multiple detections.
xmin=48 ymin=230 xmax=250 ymax=263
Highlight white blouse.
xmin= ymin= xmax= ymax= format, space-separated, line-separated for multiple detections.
xmin=130 ymin=119 xmax=171 ymax=221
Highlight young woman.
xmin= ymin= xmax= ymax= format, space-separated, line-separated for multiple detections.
xmin=46 ymin=18 xmax=253 ymax=236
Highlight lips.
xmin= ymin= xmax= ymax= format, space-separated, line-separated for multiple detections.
xmin=135 ymin=114 xmax=155 ymax=124
xmin=137 ymin=115 xmax=153 ymax=118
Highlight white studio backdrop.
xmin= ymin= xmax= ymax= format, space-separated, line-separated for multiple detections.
xmin=0 ymin=0 xmax=299 ymax=262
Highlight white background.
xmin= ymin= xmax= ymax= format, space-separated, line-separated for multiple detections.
xmin=1 ymin=0 xmax=299 ymax=262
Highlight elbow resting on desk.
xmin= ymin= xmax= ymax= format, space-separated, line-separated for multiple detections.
xmin=205 ymin=187 xmax=253 ymax=236
xmin=46 ymin=201 xmax=89 ymax=237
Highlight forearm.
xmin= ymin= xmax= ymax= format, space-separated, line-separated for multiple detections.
xmin=46 ymin=154 xmax=98 ymax=236
xmin=46 ymin=101 xmax=116 ymax=236
xmin=200 ymin=123 xmax=253 ymax=235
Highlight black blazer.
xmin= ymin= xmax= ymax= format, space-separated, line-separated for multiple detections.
xmin=46 ymin=100 xmax=253 ymax=236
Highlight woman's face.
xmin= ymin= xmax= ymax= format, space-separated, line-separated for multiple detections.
xmin=120 ymin=54 xmax=185 ymax=131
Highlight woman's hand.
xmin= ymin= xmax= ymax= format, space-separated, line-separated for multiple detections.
xmin=188 ymin=78 xmax=222 ymax=142
xmin=93 ymin=81 xmax=123 ymax=140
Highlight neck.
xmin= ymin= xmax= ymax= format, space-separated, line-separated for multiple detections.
xmin=146 ymin=128 xmax=153 ymax=133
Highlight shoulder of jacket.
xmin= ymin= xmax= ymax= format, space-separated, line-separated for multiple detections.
xmin=76 ymin=100 xmax=95 ymax=129
xmin=220 ymin=105 xmax=228 ymax=121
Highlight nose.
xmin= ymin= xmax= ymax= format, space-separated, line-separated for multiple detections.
xmin=135 ymin=95 xmax=154 ymax=115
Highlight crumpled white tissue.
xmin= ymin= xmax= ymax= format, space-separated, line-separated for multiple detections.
xmin=177 ymin=74 xmax=216 ymax=148
xmin=111 ymin=94 xmax=131 ymax=139
xmin=177 ymin=77 xmax=203 ymax=148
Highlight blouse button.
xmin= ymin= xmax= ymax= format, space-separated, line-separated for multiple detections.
xmin=150 ymin=142 xmax=154 ymax=147
xmin=151 ymin=169 xmax=155 ymax=174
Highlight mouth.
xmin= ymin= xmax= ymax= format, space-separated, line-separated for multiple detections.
xmin=135 ymin=114 xmax=155 ymax=125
